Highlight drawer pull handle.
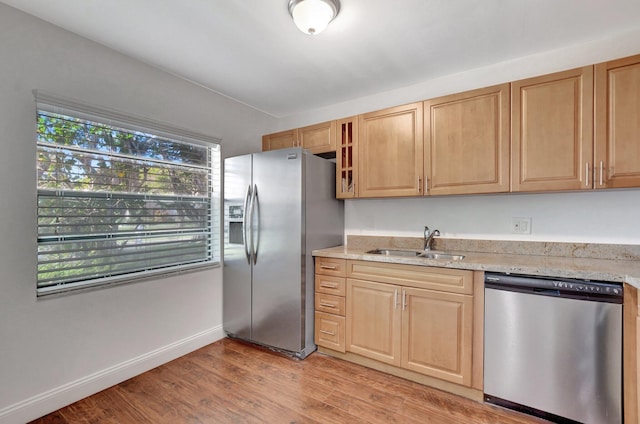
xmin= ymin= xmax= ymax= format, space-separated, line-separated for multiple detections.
xmin=320 ymin=265 xmax=338 ymax=270
xmin=320 ymin=303 xmax=336 ymax=308
xmin=320 ymin=330 xmax=336 ymax=336
xmin=320 ymin=283 xmax=338 ymax=289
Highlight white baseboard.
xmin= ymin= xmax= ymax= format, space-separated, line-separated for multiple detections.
xmin=0 ymin=326 xmax=225 ymax=424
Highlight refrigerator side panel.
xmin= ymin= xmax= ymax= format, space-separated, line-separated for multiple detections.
xmin=223 ymin=154 xmax=253 ymax=340
xmin=251 ymin=148 xmax=304 ymax=353
xmin=304 ymin=153 xmax=344 ymax=355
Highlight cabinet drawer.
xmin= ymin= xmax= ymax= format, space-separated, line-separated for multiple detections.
xmin=315 ymin=293 xmax=346 ymax=316
xmin=315 ymin=311 xmax=345 ymax=352
xmin=316 ymin=257 xmax=347 ymax=277
xmin=315 ymin=274 xmax=346 ymax=296
xmin=346 ymin=260 xmax=473 ymax=294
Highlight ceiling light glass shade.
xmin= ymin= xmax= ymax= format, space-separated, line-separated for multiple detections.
xmin=288 ymin=0 xmax=340 ymax=35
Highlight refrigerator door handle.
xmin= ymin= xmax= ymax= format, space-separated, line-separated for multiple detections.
xmin=242 ymin=184 xmax=252 ymax=265
xmin=251 ymin=184 xmax=260 ymax=265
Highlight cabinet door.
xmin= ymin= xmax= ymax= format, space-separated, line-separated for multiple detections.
xmin=336 ymin=116 xmax=358 ymax=198
xmin=595 ymin=54 xmax=640 ymax=189
xmin=346 ymin=279 xmax=401 ymax=366
xmin=298 ymin=120 xmax=336 ymax=154
xmin=511 ymin=67 xmax=594 ymax=192
xmin=262 ymin=129 xmax=298 ymax=151
xmin=424 ymin=84 xmax=510 ymax=195
xmin=358 ymin=103 xmax=424 ymax=198
xmin=401 ymin=287 xmax=473 ymax=386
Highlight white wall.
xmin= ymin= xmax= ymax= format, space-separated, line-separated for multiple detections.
xmin=279 ymin=28 xmax=640 ymax=245
xmin=279 ymin=27 xmax=640 ymax=129
xmin=0 ymin=4 xmax=274 ymax=423
xmin=346 ymin=190 xmax=640 ymax=244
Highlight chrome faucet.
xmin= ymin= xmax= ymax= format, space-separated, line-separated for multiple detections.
xmin=423 ymin=226 xmax=440 ymax=251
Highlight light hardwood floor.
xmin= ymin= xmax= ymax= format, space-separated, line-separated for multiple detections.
xmin=30 ymin=338 xmax=548 ymax=423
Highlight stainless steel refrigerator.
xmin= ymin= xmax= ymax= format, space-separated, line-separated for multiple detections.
xmin=223 ymin=148 xmax=343 ymax=358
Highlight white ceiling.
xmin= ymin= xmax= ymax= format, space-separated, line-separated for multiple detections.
xmin=3 ymin=0 xmax=640 ymax=117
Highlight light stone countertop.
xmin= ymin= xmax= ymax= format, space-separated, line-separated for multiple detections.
xmin=313 ymin=237 xmax=640 ymax=286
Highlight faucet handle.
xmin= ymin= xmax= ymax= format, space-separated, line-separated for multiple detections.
xmin=424 ymin=226 xmax=430 ymax=236
xmin=433 ymin=229 xmax=441 ymax=236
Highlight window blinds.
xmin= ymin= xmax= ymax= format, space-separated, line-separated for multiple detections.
xmin=35 ymin=93 xmax=220 ymax=295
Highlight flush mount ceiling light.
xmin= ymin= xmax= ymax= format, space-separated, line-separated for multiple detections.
xmin=288 ymin=0 xmax=340 ymax=35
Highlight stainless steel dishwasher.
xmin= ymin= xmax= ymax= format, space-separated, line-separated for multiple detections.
xmin=484 ymin=272 xmax=623 ymax=424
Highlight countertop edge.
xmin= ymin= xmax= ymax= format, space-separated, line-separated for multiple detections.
xmin=313 ymin=246 xmax=640 ymax=288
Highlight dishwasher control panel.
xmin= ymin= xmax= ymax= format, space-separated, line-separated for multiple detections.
xmin=485 ymin=272 xmax=623 ymax=303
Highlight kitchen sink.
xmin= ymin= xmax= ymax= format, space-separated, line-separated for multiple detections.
xmin=365 ymin=249 xmax=465 ymax=260
xmin=419 ymin=252 xmax=465 ymax=260
xmin=365 ymin=248 xmax=423 ymax=257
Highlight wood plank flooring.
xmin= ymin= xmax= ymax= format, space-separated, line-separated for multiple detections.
xmin=30 ymin=338 xmax=549 ymax=424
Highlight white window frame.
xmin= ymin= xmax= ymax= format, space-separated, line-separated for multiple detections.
xmin=34 ymin=90 xmax=221 ymax=296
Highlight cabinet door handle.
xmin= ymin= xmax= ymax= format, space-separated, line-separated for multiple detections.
xmin=320 ymin=265 xmax=337 ymax=270
xmin=599 ymin=161 xmax=604 ymax=186
xmin=402 ymin=290 xmax=407 ymax=311
xmin=319 ymin=303 xmax=336 ymax=308
xmin=320 ymin=330 xmax=336 ymax=336
xmin=417 ymin=177 xmax=422 ymax=193
xmin=394 ymin=289 xmax=398 ymax=310
xmin=320 ymin=283 xmax=338 ymax=289
xmin=585 ymin=162 xmax=590 ymax=187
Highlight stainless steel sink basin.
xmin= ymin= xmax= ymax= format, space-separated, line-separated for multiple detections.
xmin=365 ymin=248 xmax=465 ymax=260
xmin=365 ymin=248 xmax=423 ymax=257
xmin=419 ymin=252 xmax=465 ymax=260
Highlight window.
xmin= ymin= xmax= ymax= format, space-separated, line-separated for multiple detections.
xmin=35 ymin=93 xmax=220 ymax=296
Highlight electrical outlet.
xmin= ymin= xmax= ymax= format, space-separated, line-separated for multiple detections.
xmin=511 ymin=217 xmax=532 ymax=234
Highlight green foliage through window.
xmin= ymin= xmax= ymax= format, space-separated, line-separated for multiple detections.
xmin=36 ymin=110 xmax=218 ymax=294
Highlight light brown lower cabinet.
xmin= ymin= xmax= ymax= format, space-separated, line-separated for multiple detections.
xmin=346 ymin=280 xmax=401 ymax=364
xmin=401 ymin=287 xmax=473 ymax=385
xmin=315 ymin=311 xmax=345 ymax=352
xmin=626 ymin=283 xmax=640 ymax=424
xmin=314 ymin=257 xmax=347 ymax=353
xmin=635 ymin=315 xmax=640 ymax=424
xmin=345 ymin=261 xmax=475 ymax=387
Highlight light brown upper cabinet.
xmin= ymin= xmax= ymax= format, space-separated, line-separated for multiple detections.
xmin=262 ymin=129 xmax=298 ymax=151
xmin=511 ymin=66 xmax=594 ymax=192
xmin=595 ymin=54 xmax=640 ymax=189
xmin=262 ymin=120 xmax=336 ymax=154
xmin=424 ymin=84 xmax=510 ymax=195
xmin=336 ymin=116 xmax=358 ymax=198
xmin=358 ymin=103 xmax=424 ymax=198
xmin=297 ymin=120 xmax=336 ymax=155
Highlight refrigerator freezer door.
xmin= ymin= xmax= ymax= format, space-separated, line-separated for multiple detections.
xmin=251 ymin=149 xmax=304 ymax=352
xmin=223 ymin=154 xmax=253 ymax=340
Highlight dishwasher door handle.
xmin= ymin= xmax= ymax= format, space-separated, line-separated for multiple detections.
xmin=533 ymin=288 xmax=561 ymax=296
